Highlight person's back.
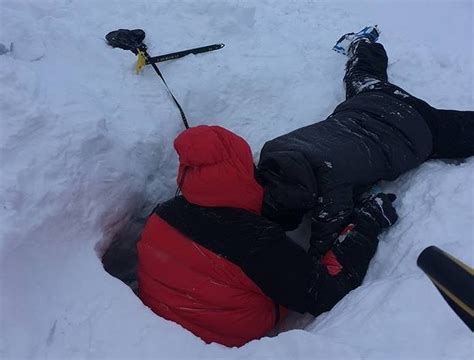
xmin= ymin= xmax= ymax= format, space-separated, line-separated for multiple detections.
xmin=139 ymin=198 xmax=280 ymax=346
xmin=137 ymin=125 xmax=282 ymax=346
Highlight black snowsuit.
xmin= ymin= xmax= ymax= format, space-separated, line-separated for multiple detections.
xmin=258 ymin=41 xmax=474 ymax=256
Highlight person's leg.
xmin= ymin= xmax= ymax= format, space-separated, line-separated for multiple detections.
xmin=344 ymin=40 xmax=390 ymax=99
xmin=428 ymin=109 xmax=474 ymax=159
xmin=338 ymin=28 xmax=474 ymax=159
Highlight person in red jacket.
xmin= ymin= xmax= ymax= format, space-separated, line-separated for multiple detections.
xmin=128 ymin=125 xmax=398 ymax=347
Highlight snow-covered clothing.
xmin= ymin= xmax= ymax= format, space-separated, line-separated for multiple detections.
xmin=258 ymin=41 xmax=474 ymax=257
xmin=136 ymin=125 xmax=393 ymax=347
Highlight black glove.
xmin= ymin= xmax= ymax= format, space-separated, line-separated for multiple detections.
xmin=329 ymin=193 xmax=397 ymax=286
xmin=308 ymin=212 xmax=351 ymax=260
xmin=105 ymin=29 xmax=146 ymax=54
xmin=352 ymin=193 xmax=398 ymax=237
xmin=331 ymin=227 xmax=378 ymax=287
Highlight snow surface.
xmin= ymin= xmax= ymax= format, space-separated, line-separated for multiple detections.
xmin=1 ymin=0 xmax=473 ymax=358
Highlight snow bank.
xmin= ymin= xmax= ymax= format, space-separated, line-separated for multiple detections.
xmin=1 ymin=0 xmax=472 ymax=358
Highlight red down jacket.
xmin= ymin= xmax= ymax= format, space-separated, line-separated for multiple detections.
xmin=137 ymin=126 xmax=287 ymax=347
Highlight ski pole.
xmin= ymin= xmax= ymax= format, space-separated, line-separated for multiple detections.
xmin=417 ymin=246 xmax=474 ymax=331
xmin=138 ymin=48 xmax=190 ymax=129
xmin=105 ymin=29 xmax=224 ymax=130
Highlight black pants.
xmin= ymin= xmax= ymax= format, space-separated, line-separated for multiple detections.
xmin=344 ymin=41 xmax=474 ymax=159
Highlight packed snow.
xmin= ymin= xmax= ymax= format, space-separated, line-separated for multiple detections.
xmin=1 ymin=0 xmax=472 ymax=359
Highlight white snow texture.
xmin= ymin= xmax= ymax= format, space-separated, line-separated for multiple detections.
xmin=1 ymin=0 xmax=473 ymax=359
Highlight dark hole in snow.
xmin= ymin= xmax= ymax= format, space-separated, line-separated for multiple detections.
xmin=101 ymin=215 xmax=147 ymax=295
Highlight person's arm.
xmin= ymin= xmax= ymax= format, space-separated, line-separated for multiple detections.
xmin=243 ymin=193 xmax=396 ymax=316
xmin=305 ymin=193 xmax=398 ymax=316
xmin=309 ymin=184 xmax=354 ymax=259
xmin=243 ymin=226 xmax=315 ymax=313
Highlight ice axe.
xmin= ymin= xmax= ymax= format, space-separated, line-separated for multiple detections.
xmin=105 ymin=29 xmax=225 ymax=129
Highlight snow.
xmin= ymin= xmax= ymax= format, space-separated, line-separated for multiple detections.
xmin=1 ymin=0 xmax=472 ymax=358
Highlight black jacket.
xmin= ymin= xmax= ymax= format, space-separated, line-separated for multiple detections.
xmin=103 ymin=193 xmax=381 ymax=317
xmin=155 ymin=196 xmax=379 ymax=317
xmin=258 ymin=90 xmax=432 ymax=255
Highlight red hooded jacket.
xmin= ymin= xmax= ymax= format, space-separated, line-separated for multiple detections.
xmin=137 ymin=126 xmax=287 ymax=347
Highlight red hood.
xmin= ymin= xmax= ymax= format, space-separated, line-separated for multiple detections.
xmin=174 ymin=125 xmax=263 ymax=214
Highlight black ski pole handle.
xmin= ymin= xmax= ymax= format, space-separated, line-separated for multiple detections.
xmin=417 ymin=246 xmax=474 ymax=331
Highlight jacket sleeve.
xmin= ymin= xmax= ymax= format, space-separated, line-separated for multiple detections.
xmin=309 ymin=184 xmax=354 ymax=258
xmin=305 ymin=224 xmax=379 ymax=316
xmin=243 ymin=218 xmax=378 ymax=316
xmin=242 ymin=224 xmax=314 ymax=313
